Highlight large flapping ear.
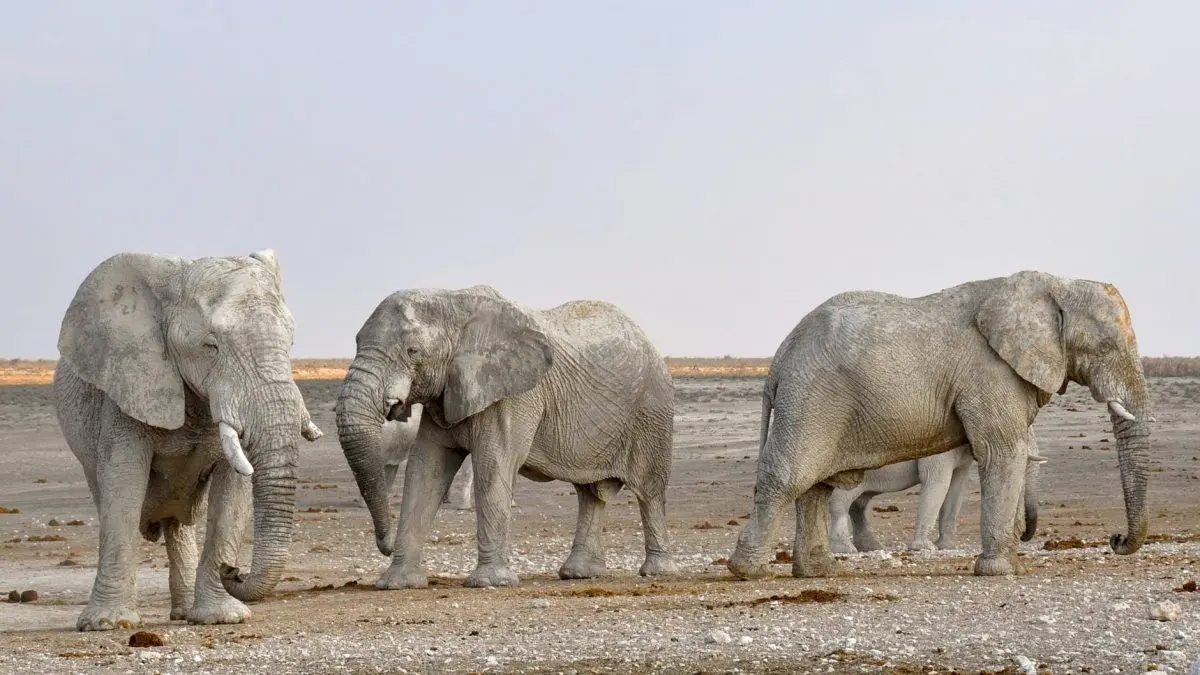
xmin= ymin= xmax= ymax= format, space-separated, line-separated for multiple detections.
xmin=58 ymin=253 xmax=188 ymax=429
xmin=442 ymin=297 xmax=553 ymax=426
xmin=249 ymin=248 xmax=283 ymax=293
xmin=975 ymin=271 xmax=1068 ymax=396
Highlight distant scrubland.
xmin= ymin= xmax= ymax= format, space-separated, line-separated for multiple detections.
xmin=0 ymin=356 xmax=1196 ymax=385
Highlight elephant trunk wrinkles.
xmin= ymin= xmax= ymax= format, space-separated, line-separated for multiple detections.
xmin=1110 ymin=410 xmax=1150 ymax=555
xmin=336 ymin=367 xmax=395 ymax=556
xmin=217 ymin=384 xmax=304 ymax=602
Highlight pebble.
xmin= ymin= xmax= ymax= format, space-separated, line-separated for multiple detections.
xmin=704 ymin=630 xmax=732 ymax=644
xmin=738 ymin=636 xmax=753 ymax=646
xmin=528 ymin=598 xmax=551 ymax=609
xmin=1013 ymin=654 xmax=1037 ymax=674
xmin=1149 ymin=600 xmax=1181 ymax=621
xmin=485 ymin=655 xmax=499 ymax=667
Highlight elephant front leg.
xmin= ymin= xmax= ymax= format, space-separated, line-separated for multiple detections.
xmin=163 ymin=519 xmax=198 ymax=620
xmin=972 ymin=438 xmax=1029 ymax=576
xmin=377 ymin=446 xmax=466 ymax=589
xmin=188 ymin=466 xmax=253 ymax=625
xmin=559 ymin=481 xmax=613 ymax=579
xmin=77 ymin=436 xmax=150 ymax=631
xmin=464 ymin=447 xmax=522 ymax=588
xmin=792 ymin=484 xmax=839 ymax=578
xmin=635 ymin=487 xmax=678 ymax=577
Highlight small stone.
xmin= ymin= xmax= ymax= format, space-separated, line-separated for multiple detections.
xmin=19 ymin=590 xmax=37 ymax=603
xmin=6 ymin=590 xmax=19 ymax=603
xmin=1013 ymin=654 xmax=1037 ymax=675
xmin=1150 ymin=600 xmax=1181 ymax=621
xmin=1159 ymin=651 xmax=1188 ymax=666
xmin=738 ymin=635 xmax=754 ymax=645
xmin=138 ymin=650 xmax=163 ymax=661
xmin=528 ymin=598 xmax=550 ymax=609
xmin=705 ymin=630 xmax=732 ymax=644
xmin=485 ymin=656 xmax=499 ymax=667
xmin=129 ymin=631 xmax=166 ymax=648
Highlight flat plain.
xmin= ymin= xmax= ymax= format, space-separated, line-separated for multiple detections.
xmin=1 ymin=366 xmax=1199 ymax=673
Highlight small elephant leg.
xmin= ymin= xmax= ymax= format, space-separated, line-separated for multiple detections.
xmin=559 ymin=480 xmax=619 ymax=579
xmin=827 ymin=485 xmax=864 ymax=554
xmin=188 ymin=465 xmax=253 ymax=625
xmin=377 ymin=446 xmax=467 ymax=589
xmin=935 ymin=464 xmax=972 ymax=549
xmin=972 ymin=436 xmax=1030 ymax=576
xmin=849 ymin=492 xmax=884 ymax=552
xmin=163 ymin=518 xmax=198 ymax=620
xmin=634 ymin=487 xmax=678 ymax=577
xmin=77 ymin=430 xmax=151 ymax=631
xmin=910 ymin=459 xmax=955 ymax=551
xmin=792 ymin=484 xmax=839 ymax=578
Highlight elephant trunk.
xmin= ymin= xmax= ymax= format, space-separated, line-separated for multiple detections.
xmin=1109 ymin=409 xmax=1150 ymax=555
xmin=221 ymin=395 xmax=301 ymax=602
xmin=336 ymin=364 xmax=395 ymax=556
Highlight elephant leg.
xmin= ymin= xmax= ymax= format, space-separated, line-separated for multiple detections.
xmin=77 ymin=428 xmax=151 ymax=632
xmin=559 ymin=480 xmax=619 ymax=579
xmin=463 ymin=439 xmax=528 ymax=588
xmin=634 ymin=486 xmax=678 ymax=577
xmin=827 ymin=485 xmax=863 ymax=554
xmin=971 ymin=433 xmax=1031 ymax=576
xmin=378 ymin=445 xmax=467 ymax=589
xmin=792 ymin=484 xmax=839 ymax=578
xmin=188 ymin=464 xmax=253 ymax=624
xmin=163 ymin=518 xmax=198 ymax=620
xmin=910 ymin=459 xmax=954 ymax=551
xmin=848 ymin=492 xmax=883 ymax=552
xmin=444 ymin=455 xmax=475 ymax=511
xmin=935 ymin=464 xmax=972 ymax=549
xmin=728 ymin=456 xmax=804 ymax=580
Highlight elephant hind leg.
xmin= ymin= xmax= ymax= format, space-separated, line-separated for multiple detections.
xmin=848 ymin=491 xmax=884 ymax=552
xmin=559 ymin=479 xmax=620 ymax=579
xmin=793 ymin=484 xmax=839 ymax=577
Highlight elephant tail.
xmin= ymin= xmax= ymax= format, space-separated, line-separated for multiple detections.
xmin=759 ymin=376 xmax=776 ymax=452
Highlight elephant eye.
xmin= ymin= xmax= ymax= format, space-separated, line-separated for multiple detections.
xmin=406 ymin=346 xmax=421 ymax=359
xmin=202 ymin=336 xmax=218 ymax=352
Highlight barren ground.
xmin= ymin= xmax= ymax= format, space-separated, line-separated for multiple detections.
xmin=1 ymin=376 xmax=1200 ymax=674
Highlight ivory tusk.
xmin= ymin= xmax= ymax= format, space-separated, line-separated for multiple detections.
xmin=1107 ymin=400 xmax=1136 ymax=422
xmin=1028 ymin=453 xmax=1049 ymax=463
xmin=219 ymin=422 xmax=255 ymax=476
xmin=301 ymin=418 xmax=324 ymax=441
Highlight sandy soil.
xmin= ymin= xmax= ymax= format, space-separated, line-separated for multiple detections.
xmin=1 ymin=377 xmax=1199 ymax=674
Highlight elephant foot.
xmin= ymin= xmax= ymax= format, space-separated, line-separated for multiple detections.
xmin=908 ymin=538 xmax=938 ymax=552
xmin=170 ymin=605 xmax=191 ymax=621
xmin=726 ymin=552 xmax=772 ymax=580
xmin=559 ymin=552 xmax=607 ymax=580
xmin=853 ymin=534 xmax=884 ymax=552
xmin=76 ymin=604 xmax=141 ymax=632
xmin=465 ymin=563 xmax=519 ymax=588
xmin=829 ymin=539 xmax=858 ymax=555
xmin=792 ymin=554 xmax=840 ymax=579
xmin=639 ymin=552 xmax=678 ymax=577
xmin=935 ymin=538 xmax=956 ymax=551
xmin=376 ymin=564 xmax=428 ymax=590
xmin=973 ymin=555 xmax=1018 ymax=576
xmin=187 ymin=596 xmax=251 ymax=625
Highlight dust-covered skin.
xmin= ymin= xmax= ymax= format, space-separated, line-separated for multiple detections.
xmin=51 ymin=250 xmax=322 ymax=631
xmin=730 ymin=271 xmax=1152 ymax=581
xmin=335 ymin=286 xmax=677 ymax=589
xmin=1 ymin=377 xmax=1198 ymax=673
xmin=829 ymin=440 xmax=1045 ymax=554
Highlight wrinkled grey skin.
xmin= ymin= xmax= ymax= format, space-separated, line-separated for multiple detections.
xmin=828 ymin=441 xmax=1046 ymax=553
xmin=336 ymin=285 xmax=677 ymax=589
xmin=54 ymin=250 xmax=323 ymax=631
xmin=728 ymin=271 xmax=1151 ymax=579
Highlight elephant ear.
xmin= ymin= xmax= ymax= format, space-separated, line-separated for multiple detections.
xmin=249 ymin=248 xmax=284 ymax=292
xmin=975 ymin=271 xmax=1067 ymax=396
xmin=442 ymin=298 xmax=553 ymax=426
xmin=58 ymin=253 xmax=188 ymax=430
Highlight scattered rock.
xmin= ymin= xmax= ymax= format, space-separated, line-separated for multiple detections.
xmin=693 ymin=521 xmax=720 ymax=530
xmin=1150 ymin=600 xmax=1181 ymax=621
xmin=726 ymin=519 xmax=739 ymax=526
xmin=484 ymin=655 xmax=499 ymax=667
xmin=1174 ymin=579 xmax=1197 ymax=593
xmin=1043 ymin=536 xmax=1095 ymax=551
xmin=773 ymin=550 xmax=793 ymax=564
xmin=66 ymin=520 xmax=84 ymax=526
xmin=47 ymin=519 xmax=60 ymax=526
xmin=19 ymin=590 xmax=36 ymax=603
xmin=528 ymin=598 xmax=551 ymax=609
xmin=57 ymin=558 xmax=77 ymax=566
xmin=704 ymin=630 xmax=732 ymax=644
xmin=1013 ymin=654 xmax=1037 ymax=674
xmin=738 ymin=635 xmax=753 ymax=646
xmin=128 ymin=631 xmax=165 ymax=648
xmin=872 ymin=504 xmax=900 ymax=513
xmin=6 ymin=590 xmax=19 ymax=603
xmin=0 ymin=506 xmax=20 ymax=514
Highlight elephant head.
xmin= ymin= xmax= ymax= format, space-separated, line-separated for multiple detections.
xmin=976 ymin=271 xmax=1151 ymax=555
xmin=335 ymin=285 xmax=552 ymax=555
xmin=57 ymin=249 xmax=321 ymax=601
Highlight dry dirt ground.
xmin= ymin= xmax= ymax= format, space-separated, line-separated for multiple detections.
xmin=1 ymin=377 xmax=1200 ymax=674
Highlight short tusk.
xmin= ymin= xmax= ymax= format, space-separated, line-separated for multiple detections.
xmin=218 ymin=422 xmax=254 ymax=476
xmin=1028 ymin=453 xmax=1048 ymax=463
xmin=1107 ymin=400 xmax=1136 ymax=422
xmin=301 ymin=418 xmax=324 ymax=442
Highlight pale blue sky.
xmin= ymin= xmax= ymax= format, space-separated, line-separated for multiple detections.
xmin=2 ymin=2 xmax=1196 ymax=358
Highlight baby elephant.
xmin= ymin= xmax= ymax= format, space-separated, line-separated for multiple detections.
xmin=828 ymin=442 xmax=1046 ymax=554
xmin=336 ymin=285 xmax=677 ymax=589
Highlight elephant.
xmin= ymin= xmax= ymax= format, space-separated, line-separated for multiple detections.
xmin=727 ymin=270 xmax=1151 ymax=579
xmin=335 ymin=284 xmax=677 ymax=589
xmin=828 ymin=441 xmax=1046 ymax=554
xmin=53 ymin=249 xmax=323 ymax=631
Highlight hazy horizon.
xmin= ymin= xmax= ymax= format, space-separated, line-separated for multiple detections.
xmin=3 ymin=3 xmax=1197 ymax=359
